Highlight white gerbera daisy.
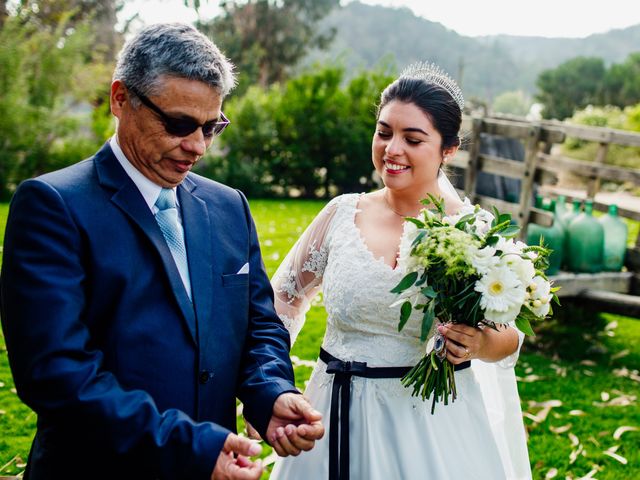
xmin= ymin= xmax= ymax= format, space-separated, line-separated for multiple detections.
xmin=485 ymin=303 xmax=522 ymax=324
xmin=501 ymin=254 xmax=536 ymax=286
xmin=494 ymin=236 xmax=521 ymax=255
xmin=475 ymin=265 xmax=526 ymax=321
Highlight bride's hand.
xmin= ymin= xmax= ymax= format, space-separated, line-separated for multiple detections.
xmin=437 ymin=323 xmax=484 ymax=364
xmin=438 ymin=323 xmax=519 ymax=363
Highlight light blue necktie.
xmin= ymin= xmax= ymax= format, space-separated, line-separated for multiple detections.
xmin=155 ymin=188 xmax=192 ymax=300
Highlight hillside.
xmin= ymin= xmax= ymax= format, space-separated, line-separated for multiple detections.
xmin=302 ymin=2 xmax=640 ymax=101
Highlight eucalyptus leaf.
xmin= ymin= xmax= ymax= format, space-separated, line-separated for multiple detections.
xmin=421 ymin=301 xmax=435 ymax=341
xmin=398 ymin=301 xmax=412 ymax=332
xmin=415 ymin=271 xmax=428 ymax=286
xmin=455 ymin=213 xmax=475 ymax=229
xmin=412 ymin=230 xmax=427 ymax=247
xmin=515 ymin=315 xmax=535 ymax=336
xmin=486 ymin=235 xmax=499 ymax=246
xmin=390 ymin=271 xmax=418 ymax=294
xmin=498 ymin=213 xmax=511 ymax=225
xmin=421 ymin=286 xmax=437 ymax=298
xmin=501 ymin=225 xmax=521 ymax=237
xmin=405 ymin=217 xmax=425 ymax=228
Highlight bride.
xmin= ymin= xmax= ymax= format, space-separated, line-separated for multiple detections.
xmin=268 ymin=63 xmax=532 ymax=480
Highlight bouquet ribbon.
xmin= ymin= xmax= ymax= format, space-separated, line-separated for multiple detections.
xmin=320 ymin=347 xmax=470 ymax=480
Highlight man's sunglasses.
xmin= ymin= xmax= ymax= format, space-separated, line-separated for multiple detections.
xmin=127 ymin=85 xmax=230 ymax=137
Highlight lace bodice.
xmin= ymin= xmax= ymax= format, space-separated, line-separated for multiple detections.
xmin=272 ymin=193 xmax=522 ymax=369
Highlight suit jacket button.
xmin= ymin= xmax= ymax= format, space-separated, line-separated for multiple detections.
xmin=199 ymin=370 xmax=213 ymax=384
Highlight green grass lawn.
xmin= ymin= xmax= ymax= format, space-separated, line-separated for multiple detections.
xmin=1 ymin=199 xmax=639 ymax=478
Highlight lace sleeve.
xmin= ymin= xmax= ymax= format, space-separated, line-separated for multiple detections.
xmin=271 ymin=198 xmax=340 ymax=345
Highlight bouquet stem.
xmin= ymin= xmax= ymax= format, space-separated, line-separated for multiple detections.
xmin=401 ymin=351 xmax=458 ymax=414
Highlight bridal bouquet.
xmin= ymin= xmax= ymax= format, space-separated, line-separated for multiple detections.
xmin=391 ymin=195 xmax=558 ymax=413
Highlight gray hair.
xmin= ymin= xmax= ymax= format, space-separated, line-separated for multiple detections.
xmin=113 ymin=23 xmax=236 ymax=100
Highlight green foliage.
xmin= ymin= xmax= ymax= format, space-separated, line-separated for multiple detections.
xmin=625 ymin=103 xmax=640 ymax=132
xmin=197 ymin=0 xmax=339 ymax=96
xmin=536 ymin=57 xmax=606 ymax=120
xmin=0 ymin=8 xmax=112 ymax=200
xmin=602 ymin=52 xmax=640 ymax=108
xmin=563 ymin=104 xmax=640 ymax=170
xmin=196 ymin=85 xmax=282 ymax=197
xmin=491 ymin=90 xmax=532 ymax=117
xmin=536 ymin=52 xmax=640 ymax=120
xmin=201 ymin=64 xmax=393 ymax=198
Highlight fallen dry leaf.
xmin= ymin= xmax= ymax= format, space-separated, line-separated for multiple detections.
xmin=576 ymin=466 xmax=600 ymax=479
xmin=550 ymin=424 xmax=572 ymax=434
xmin=593 ymin=391 xmax=636 ymax=408
xmin=529 ymin=399 xmax=563 ymax=408
xmin=601 ymin=392 xmax=610 ymax=402
xmin=545 ymin=468 xmax=558 ymax=479
xmin=517 ymin=374 xmax=544 ymax=382
xmin=290 ymin=355 xmax=317 ymax=368
xmin=569 ymin=410 xmax=586 ymax=416
xmin=569 ymin=433 xmax=580 ymax=447
xmin=569 ymin=444 xmax=584 ymax=464
xmin=580 ymin=360 xmax=597 ymax=366
xmin=603 ymin=446 xmax=627 ymax=464
xmin=605 ymin=320 xmax=618 ymax=331
xmin=613 ymin=426 xmax=638 ymax=440
xmin=611 ymin=349 xmax=630 ymax=360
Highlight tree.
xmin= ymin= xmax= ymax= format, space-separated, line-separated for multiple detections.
xmin=197 ymin=0 xmax=339 ymax=95
xmin=201 ymin=64 xmax=393 ymax=198
xmin=602 ymin=52 xmax=640 ymax=108
xmin=535 ymin=57 xmax=606 ymax=120
xmin=14 ymin=0 xmax=122 ymax=60
xmin=0 ymin=6 xmax=111 ymax=199
xmin=492 ymin=90 xmax=531 ymax=117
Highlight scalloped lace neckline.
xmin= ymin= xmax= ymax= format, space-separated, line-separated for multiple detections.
xmin=350 ymin=194 xmax=402 ymax=272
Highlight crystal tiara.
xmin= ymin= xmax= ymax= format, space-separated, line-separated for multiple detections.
xmin=400 ymin=62 xmax=464 ymax=111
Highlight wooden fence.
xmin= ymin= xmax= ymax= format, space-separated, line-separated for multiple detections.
xmin=450 ymin=116 xmax=640 ymax=316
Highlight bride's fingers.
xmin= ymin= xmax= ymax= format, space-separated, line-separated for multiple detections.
xmin=439 ymin=323 xmax=475 ymax=340
xmin=445 ymin=341 xmax=471 ymax=363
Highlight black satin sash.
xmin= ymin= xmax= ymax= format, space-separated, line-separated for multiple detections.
xmin=320 ymin=347 xmax=471 ymax=480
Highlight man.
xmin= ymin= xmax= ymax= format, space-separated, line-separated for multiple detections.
xmin=0 ymin=23 xmax=323 ymax=479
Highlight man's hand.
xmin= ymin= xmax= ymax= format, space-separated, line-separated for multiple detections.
xmin=211 ymin=433 xmax=263 ymax=480
xmin=266 ymin=393 xmax=324 ymax=457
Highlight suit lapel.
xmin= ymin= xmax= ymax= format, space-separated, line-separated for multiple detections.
xmin=178 ymin=178 xmax=214 ymax=349
xmin=94 ymin=144 xmax=197 ymax=344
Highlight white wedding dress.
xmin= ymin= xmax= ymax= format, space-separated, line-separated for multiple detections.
xmin=270 ymin=193 xmax=532 ymax=480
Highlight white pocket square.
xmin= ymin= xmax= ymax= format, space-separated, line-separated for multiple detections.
xmin=237 ymin=262 xmax=250 ymax=274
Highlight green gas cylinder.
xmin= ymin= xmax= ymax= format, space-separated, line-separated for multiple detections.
xmin=554 ymin=195 xmax=568 ymax=225
xmin=527 ymin=197 xmax=564 ymax=275
xmin=598 ymin=204 xmax=628 ymax=271
xmin=566 ymin=199 xmax=604 ymax=273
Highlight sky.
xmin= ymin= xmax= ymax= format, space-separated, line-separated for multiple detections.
xmin=121 ymin=0 xmax=640 ymax=38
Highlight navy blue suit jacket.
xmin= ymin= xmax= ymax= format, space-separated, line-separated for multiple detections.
xmin=0 ymin=143 xmax=296 ymax=479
